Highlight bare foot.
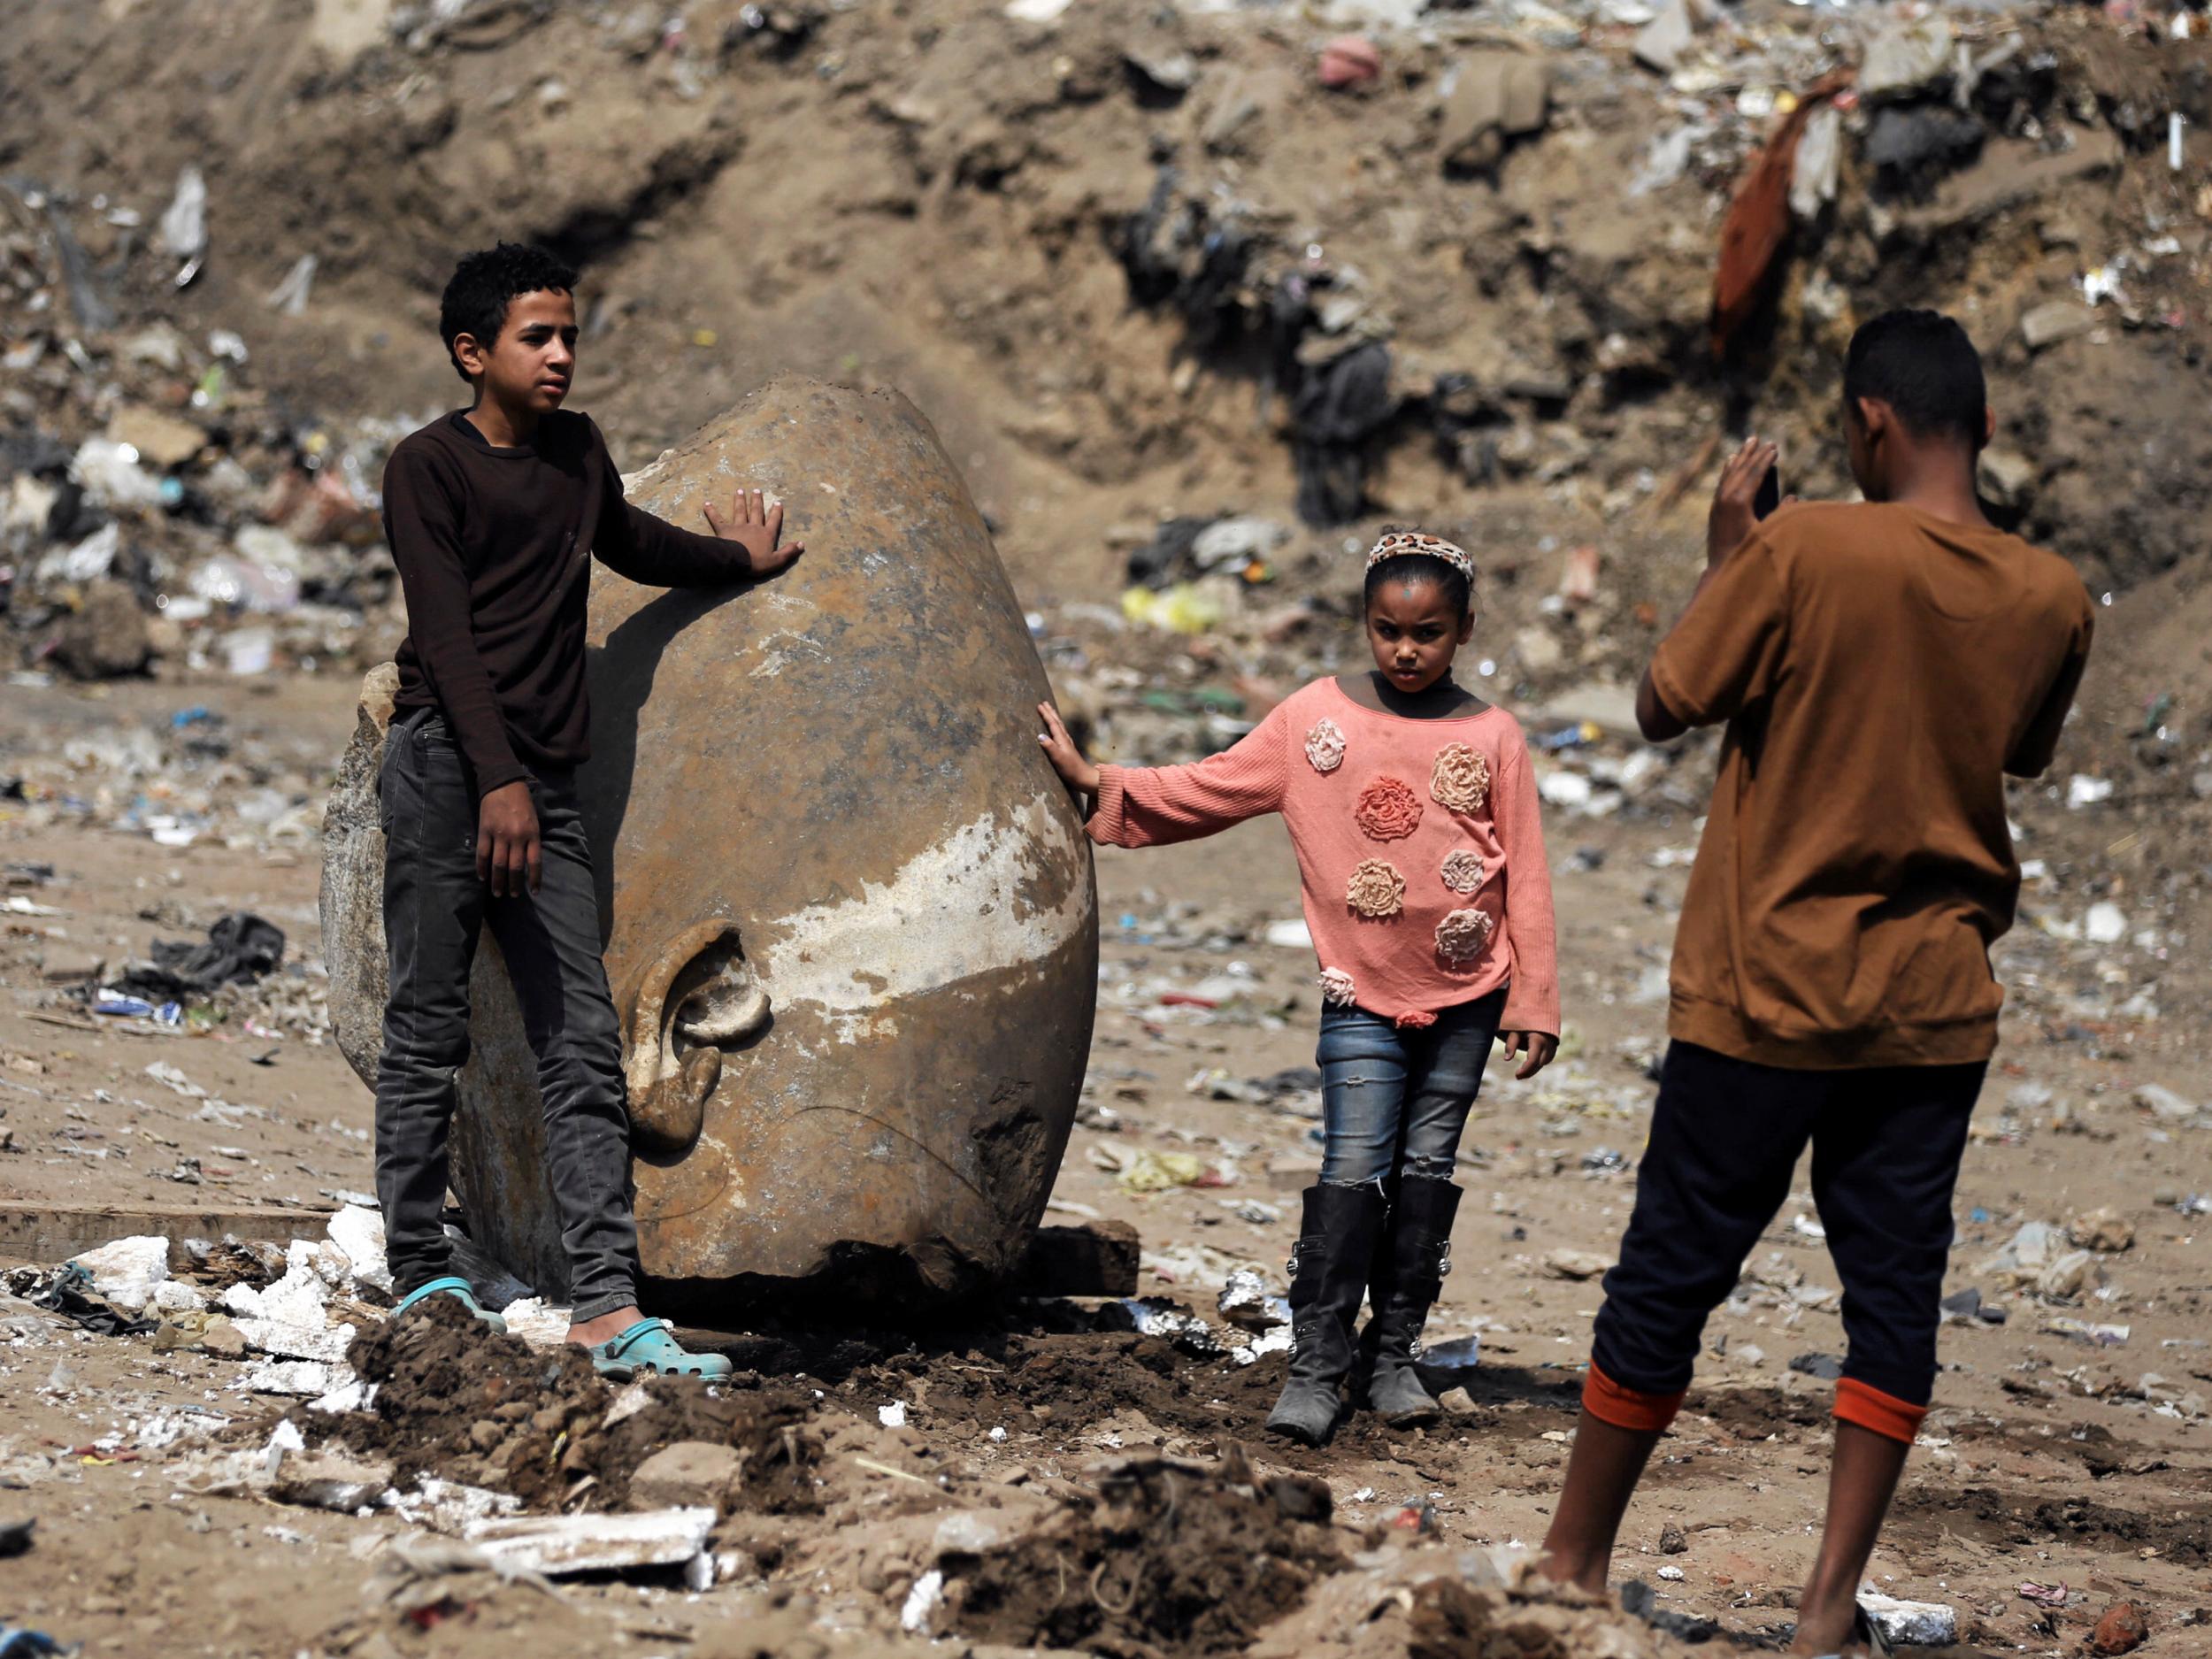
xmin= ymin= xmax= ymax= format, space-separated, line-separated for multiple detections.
xmin=1784 ymin=1598 xmax=1864 ymax=1656
xmin=1532 ymin=1548 xmax=1608 ymax=1595
xmin=566 ymin=1305 xmax=642 ymax=1347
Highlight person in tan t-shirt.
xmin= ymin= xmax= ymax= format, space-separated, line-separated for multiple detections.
xmin=1536 ymin=311 xmax=2093 ymax=1658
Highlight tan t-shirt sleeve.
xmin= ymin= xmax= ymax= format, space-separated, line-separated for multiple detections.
xmin=2005 ymin=598 xmax=2094 ymax=778
xmin=1647 ymin=533 xmax=1792 ymax=729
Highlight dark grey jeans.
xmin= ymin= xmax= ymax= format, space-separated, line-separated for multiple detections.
xmin=373 ymin=709 xmax=640 ymax=1321
xmin=1316 ymin=989 xmax=1507 ymax=1189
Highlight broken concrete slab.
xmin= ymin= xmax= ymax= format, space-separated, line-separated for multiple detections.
xmin=463 ymin=1507 xmax=717 ymax=1578
xmin=0 ymin=1202 xmax=335 ymax=1265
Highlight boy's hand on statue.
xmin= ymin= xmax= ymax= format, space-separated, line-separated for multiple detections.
xmin=479 ymin=781 xmax=541 ymax=897
xmin=1501 ymin=1029 xmax=1558 ymax=1080
xmin=1707 ymin=435 xmax=1778 ymax=567
xmin=1036 ymin=703 xmax=1101 ymax=795
xmin=703 ymin=487 xmax=803 ymax=576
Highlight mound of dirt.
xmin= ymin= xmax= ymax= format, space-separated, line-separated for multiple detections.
xmin=330 ymin=1297 xmax=818 ymax=1511
xmin=1402 ymin=1574 xmax=1701 ymax=1659
xmin=943 ymin=1455 xmax=1348 ymax=1656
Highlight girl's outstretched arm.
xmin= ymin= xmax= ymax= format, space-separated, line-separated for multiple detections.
xmin=1036 ymin=698 xmax=1292 ymax=849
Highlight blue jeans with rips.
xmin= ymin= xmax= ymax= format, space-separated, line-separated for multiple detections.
xmin=1316 ymin=987 xmax=1508 ymax=1190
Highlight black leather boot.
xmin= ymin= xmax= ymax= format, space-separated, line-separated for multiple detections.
xmin=1265 ymin=1183 xmax=1386 ymax=1447
xmin=1360 ymin=1177 xmax=1463 ymax=1425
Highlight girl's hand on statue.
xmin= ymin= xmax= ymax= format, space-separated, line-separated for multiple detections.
xmin=1036 ymin=703 xmax=1101 ymax=795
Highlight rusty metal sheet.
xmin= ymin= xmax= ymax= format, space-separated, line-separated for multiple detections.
xmin=1710 ymin=72 xmax=1852 ymax=360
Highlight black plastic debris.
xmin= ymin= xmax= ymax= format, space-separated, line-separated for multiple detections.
xmin=115 ymin=911 xmax=285 ymax=1001
xmin=1126 ymin=516 xmax=1214 ymax=589
xmin=1292 ymin=341 xmax=1394 ymax=526
xmin=1864 ymin=105 xmax=1985 ymax=202
xmin=18 ymin=1263 xmax=157 ymax=1339
xmin=1621 ymin=1579 xmax=1721 ymax=1643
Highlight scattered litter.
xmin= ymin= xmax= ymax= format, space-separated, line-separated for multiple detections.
xmin=1418 ymin=1334 xmax=1481 ymax=1386
xmin=1114 ymin=1297 xmax=1225 ymax=1357
xmin=1217 ymin=1267 xmax=1290 ymax=1332
xmin=2044 ymin=1317 xmax=2130 ymax=1348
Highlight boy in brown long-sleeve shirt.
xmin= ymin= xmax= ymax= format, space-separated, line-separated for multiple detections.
xmin=375 ymin=242 xmax=800 ymax=1376
xmin=1537 ymin=311 xmax=2093 ymax=1656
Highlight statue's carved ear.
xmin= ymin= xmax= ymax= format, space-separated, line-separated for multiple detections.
xmin=619 ymin=920 xmax=769 ymax=1152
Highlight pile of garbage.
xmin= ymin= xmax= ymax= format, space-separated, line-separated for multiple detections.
xmin=8 ymin=1204 xmax=403 ymax=1398
xmin=1 ymin=174 xmax=419 ymax=684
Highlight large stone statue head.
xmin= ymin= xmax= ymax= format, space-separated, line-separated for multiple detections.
xmin=322 ymin=379 xmax=1098 ymax=1308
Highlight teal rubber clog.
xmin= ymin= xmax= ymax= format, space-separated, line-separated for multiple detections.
xmin=586 ymin=1317 xmax=733 ymax=1380
xmin=393 ymin=1275 xmax=508 ymax=1333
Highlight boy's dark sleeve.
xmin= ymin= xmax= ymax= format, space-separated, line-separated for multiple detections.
xmin=2005 ymin=597 xmax=2094 ymax=779
xmin=588 ymin=422 xmax=751 ymax=590
xmin=381 ymin=445 xmax=528 ymax=797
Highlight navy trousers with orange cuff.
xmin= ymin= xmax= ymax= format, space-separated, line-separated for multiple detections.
xmin=1585 ymin=1041 xmax=1985 ymax=1445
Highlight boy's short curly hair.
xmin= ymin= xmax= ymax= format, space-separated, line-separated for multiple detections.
xmin=438 ymin=242 xmax=579 ymax=384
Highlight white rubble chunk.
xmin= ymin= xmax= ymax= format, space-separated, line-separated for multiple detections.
xmin=326 ymin=1205 xmax=393 ymax=1292
xmin=71 ymin=1235 xmax=171 ymax=1312
xmin=1858 ymin=1592 xmax=1957 ymax=1647
xmin=463 ymin=1508 xmax=716 ymax=1578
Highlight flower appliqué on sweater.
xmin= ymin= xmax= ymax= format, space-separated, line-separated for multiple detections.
xmin=1317 ymin=968 xmax=1358 ymax=1006
xmin=1430 ymin=743 xmax=1491 ymax=815
xmin=1440 ymin=849 xmax=1486 ymax=894
xmin=1303 ymin=718 xmax=1347 ymax=774
xmin=1345 ymin=858 xmax=1407 ymax=919
xmin=1354 ymin=775 xmax=1423 ymax=841
xmin=1434 ymin=906 xmax=1494 ymax=964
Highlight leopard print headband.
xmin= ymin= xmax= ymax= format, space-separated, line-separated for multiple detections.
xmin=1364 ymin=530 xmax=1474 ymax=586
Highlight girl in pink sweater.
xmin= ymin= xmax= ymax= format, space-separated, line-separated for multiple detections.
xmin=1039 ymin=532 xmax=1560 ymax=1445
